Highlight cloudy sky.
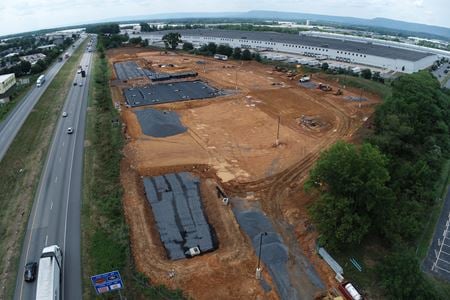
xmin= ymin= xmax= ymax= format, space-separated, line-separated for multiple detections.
xmin=0 ymin=0 xmax=448 ymax=36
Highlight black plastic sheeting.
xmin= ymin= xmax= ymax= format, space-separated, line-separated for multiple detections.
xmin=114 ymin=61 xmax=198 ymax=82
xmin=135 ymin=109 xmax=187 ymax=137
xmin=143 ymin=173 xmax=217 ymax=260
xmin=232 ymin=206 xmax=296 ymax=300
xmin=114 ymin=61 xmax=146 ymax=80
xmin=124 ymin=80 xmax=222 ymax=107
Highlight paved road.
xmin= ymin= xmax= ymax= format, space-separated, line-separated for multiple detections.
xmin=431 ymin=63 xmax=450 ymax=88
xmin=422 ymin=185 xmax=450 ymax=282
xmin=0 ymin=37 xmax=85 ymax=162
xmin=13 ymin=37 xmax=95 ymax=300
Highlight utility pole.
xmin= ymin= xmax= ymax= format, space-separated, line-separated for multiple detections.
xmin=255 ymin=232 xmax=267 ymax=279
xmin=275 ymin=116 xmax=281 ymax=146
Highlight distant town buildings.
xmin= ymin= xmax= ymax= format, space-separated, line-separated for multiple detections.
xmin=0 ymin=73 xmax=16 ymax=104
xmin=20 ymin=53 xmax=47 ymax=65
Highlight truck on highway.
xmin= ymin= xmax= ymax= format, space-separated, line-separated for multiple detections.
xmin=35 ymin=245 xmax=63 ymax=300
xmin=36 ymin=75 xmax=45 ymax=87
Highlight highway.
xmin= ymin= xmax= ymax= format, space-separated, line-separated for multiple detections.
xmin=13 ymin=37 xmax=95 ymax=300
xmin=0 ymin=37 xmax=85 ymax=162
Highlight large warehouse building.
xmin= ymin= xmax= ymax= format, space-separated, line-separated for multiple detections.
xmin=141 ymin=29 xmax=438 ymax=73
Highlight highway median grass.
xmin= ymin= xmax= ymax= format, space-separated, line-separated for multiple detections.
xmin=81 ymin=44 xmax=184 ymax=299
xmin=0 ymin=39 xmax=87 ymax=299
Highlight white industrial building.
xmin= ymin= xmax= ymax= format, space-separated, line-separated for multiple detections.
xmin=0 ymin=73 xmax=16 ymax=104
xmin=140 ymin=29 xmax=438 ymax=73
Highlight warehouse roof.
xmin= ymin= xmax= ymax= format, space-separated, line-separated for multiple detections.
xmin=0 ymin=73 xmax=15 ymax=83
xmin=150 ymin=29 xmax=434 ymax=62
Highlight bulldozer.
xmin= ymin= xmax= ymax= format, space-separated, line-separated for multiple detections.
xmin=318 ymin=83 xmax=333 ymax=92
xmin=334 ymin=88 xmax=343 ymax=96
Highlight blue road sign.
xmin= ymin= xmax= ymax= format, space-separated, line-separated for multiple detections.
xmin=91 ymin=270 xmax=124 ymax=294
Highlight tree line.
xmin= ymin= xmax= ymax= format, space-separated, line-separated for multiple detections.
xmin=306 ymin=71 xmax=450 ymax=299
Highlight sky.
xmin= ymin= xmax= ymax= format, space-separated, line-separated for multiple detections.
xmin=0 ymin=0 xmax=449 ymax=36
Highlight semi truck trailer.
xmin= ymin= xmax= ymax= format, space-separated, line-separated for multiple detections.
xmin=36 ymin=74 xmax=45 ymax=87
xmin=35 ymin=245 xmax=62 ymax=300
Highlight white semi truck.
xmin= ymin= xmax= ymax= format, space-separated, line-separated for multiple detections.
xmin=35 ymin=245 xmax=62 ymax=300
xmin=36 ymin=74 xmax=46 ymax=87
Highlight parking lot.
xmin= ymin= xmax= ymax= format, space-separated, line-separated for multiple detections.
xmin=124 ymin=80 xmax=222 ymax=107
xmin=423 ymin=186 xmax=450 ymax=281
xmin=432 ymin=63 xmax=450 ymax=88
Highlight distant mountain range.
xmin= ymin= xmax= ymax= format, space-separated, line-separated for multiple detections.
xmin=100 ymin=10 xmax=450 ymax=40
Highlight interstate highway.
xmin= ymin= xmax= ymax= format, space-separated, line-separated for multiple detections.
xmin=0 ymin=36 xmax=85 ymax=162
xmin=13 ymin=38 xmax=95 ymax=300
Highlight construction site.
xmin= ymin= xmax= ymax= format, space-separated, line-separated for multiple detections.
xmin=108 ymin=47 xmax=380 ymax=300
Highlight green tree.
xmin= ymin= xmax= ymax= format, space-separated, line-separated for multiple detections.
xmin=162 ymin=32 xmax=182 ymax=50
xmin=216 ymin=44 xmax=233 ymax=57
xmin=254 ymin=53 xmax=262 ymax=62
xmin=306 ymin=141 xmax=393 ymax=249
xmin=241 ymin=49 xmax=252 ymax=60
xmin=129 ymin=37 xmax=142 ymax=45
xmin=321 ymin=62 xmax=329 ymax=71
xmin=140 ymin=23 xmax=152 ymax=32
xmin=30 ymin=63 xmax=43 ymax=74
xmin=19 ymin=60 xmax=31 ymax=74
xmin=207 ymin=42 xmax=217 ymax=54
xmin=182 ymin=42 xmax=194 ymax=51
xmin=361 ymin=68 xmax=372 ymax=80
xmin=232 ymin=47 xmax=241 ymax=59
xmin=376 ymin=249 xmax=442 ymax=300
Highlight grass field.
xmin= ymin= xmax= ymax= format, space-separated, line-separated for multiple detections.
xmin=0 ymin=39 xmax=87 ymax=299
xmin=324 ymin=74 xmax=392 ymax=99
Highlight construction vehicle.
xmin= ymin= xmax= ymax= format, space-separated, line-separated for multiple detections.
xmin=299 ymin=75 xmax=311 ymax=82
xmin=338 ymin=282 xmax=363 ymax=300
xmin=318 ymin=83 xmax=333 ymax=91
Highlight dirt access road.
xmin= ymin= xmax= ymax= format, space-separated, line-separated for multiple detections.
xmin=108 ymin=47 xmax=380 ymax=299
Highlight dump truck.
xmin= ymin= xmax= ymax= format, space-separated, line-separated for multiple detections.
xmin=35 ymin=245 xmax=63 ymax=300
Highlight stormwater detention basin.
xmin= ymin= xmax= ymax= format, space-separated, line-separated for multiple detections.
xmin=124 ymin=80 xmax=223 ymax=107
xmin=143 ymin=173 xmax=217 ymax=260
xmin=231 ymin=198 xmax=324 ymax=300
xmin=135 ymin=108 xmax=186 ymax=137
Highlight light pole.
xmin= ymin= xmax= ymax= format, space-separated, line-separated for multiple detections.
xmin=256 ymin=232 xmax=267 ymax=279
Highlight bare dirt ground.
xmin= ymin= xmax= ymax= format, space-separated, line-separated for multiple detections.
xmin=108 ymin=47 xmax=380 ymax=299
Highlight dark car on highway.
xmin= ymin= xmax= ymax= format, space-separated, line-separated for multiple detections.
xmin=24 ymin=262 xmax=37 ymax=282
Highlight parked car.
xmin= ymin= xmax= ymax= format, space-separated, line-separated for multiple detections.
xmin=24 ymin=262 xmax=37 ymax=282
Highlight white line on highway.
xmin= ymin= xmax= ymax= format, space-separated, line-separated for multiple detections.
xmin=45 ymin=235 xmax=48 ymax=246
xmin=50 ymin=201 xmax=53 ymax=210
xmin=62 ymin=142 xmax=65 ymax=147
xmin=59 ymin=156 xmax=62 ymax=162
xmin=54 ymin=176 xmax=58 ymax=183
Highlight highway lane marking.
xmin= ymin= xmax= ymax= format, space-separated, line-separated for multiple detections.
xmin=62 ymin=142 xmax=65 ymax=147
xmin=55 ymin=176 xmax=58 ymax=183
xmin=45 ymin=235 xmax=48 ymax=246
xmin=50 ymin=201 xmax=53 ymax=210
xmin=60 ymin=156 xmax=62 ymax=162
